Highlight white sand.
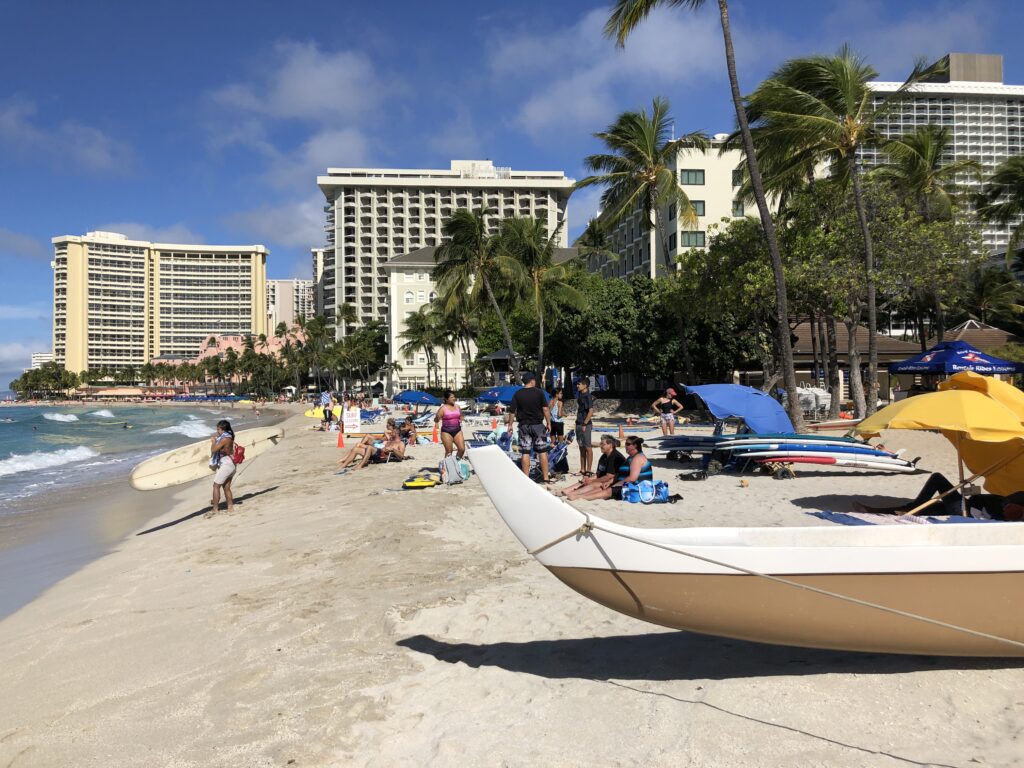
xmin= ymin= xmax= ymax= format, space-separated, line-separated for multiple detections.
xmin=1 ymin=414 xmax=1021 ymax=767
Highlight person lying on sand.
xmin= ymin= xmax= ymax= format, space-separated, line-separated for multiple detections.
xmin=556 ymin=434 xmax=626 ymax=500
xmin=853 ymin=472 xmax=1024 ymax=520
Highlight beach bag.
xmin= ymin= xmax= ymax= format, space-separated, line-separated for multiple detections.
xmin=620 ymin=481 xmax=642 ymax=503
xmin=457 ymin=459 xmax=472 ymax=481
xmin=622 ymin=480 xmax=671 ymax=504
xmin=231 ymin=443 xmax=245 ymax=465
xmin=439 ymin=455 xmax=463 ymax=485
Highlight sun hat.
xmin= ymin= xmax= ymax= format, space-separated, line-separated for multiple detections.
xmin=666 ymin=387 xmax=677 ymax=397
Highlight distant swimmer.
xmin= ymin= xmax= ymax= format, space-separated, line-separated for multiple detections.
xmin=123 ymin=422 xmax=131 ymax=429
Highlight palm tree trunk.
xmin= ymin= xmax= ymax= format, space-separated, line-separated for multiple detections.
xmin=933 ymin=293 xmax=945 ymax=343
xmin=537 ymin=305 xmax=545 ymax=382
xmin=825 ymin=314 xmax=842 ymax=419
xmin=809 ymin=310 xmax=820 ymax=388
xmin=481 ymin=272 xmax=518 ymax=378
xmin=715 ymin=0 xmax=803 ymax=430
xmin=654 ymin=200 xmax=674 ymax=274
xmin=844 ymin=317 xmax=867 ymax=418
xmin=850 ymin=167 xmax=879 ymax=414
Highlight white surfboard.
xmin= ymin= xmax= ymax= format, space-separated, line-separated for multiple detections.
xmin=738 ymin=449 xmax=910 ymax=465
xmin=129 ymin=426 xmax=285 ymax=491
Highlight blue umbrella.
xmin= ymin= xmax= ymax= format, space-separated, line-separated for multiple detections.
xmin=392 ymin=390 xmax=441 ymax=406
xmin=477 ymin=385 xmax=551 ymax=405
xmin=684 ymin=384 xmax=795 ymax=434
xmin=888 ymin=340 xmax=1024 ymax=375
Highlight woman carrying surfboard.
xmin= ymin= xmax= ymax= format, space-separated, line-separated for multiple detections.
xmin=209 ymin=420 xmax=236 ymax=514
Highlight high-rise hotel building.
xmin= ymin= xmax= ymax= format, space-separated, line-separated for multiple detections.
xmin=52 ymin=231 xmax=267 ymax=373
xmin=267 ymin=278 xmax=315 ymax=330
xmin=866 ymin=53 xmax=1024 ymax=256
xmin=316 ymin=160 xmax=575 ymax=336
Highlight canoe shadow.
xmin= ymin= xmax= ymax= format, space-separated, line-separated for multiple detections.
xmin=136 ymin=486 xmax=279 ymax=535
xmin=397 ymin=632 xmax=1022 ymax=682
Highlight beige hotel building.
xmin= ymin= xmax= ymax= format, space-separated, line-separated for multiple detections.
xmin=52 ymin=231 xmax=268 ymax=373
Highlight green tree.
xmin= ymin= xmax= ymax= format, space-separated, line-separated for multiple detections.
xmin=433 ymin=208 xmax=521 ymax=377
xmin=605 ymin=0 xmax=803 ymax=426
xmin=576 ymin=96 xmax=706 ymax=274
xmin=742 ymin=45 xmax=941 ymax=413
xmin=955 ymin=266 xmax=1024 ymax=326
xmin=497 ymin=217 xmax=584 ymax=378
xmin=399 ymin=306 xmax=443 ymax=387
xmin=975 ymin=156 xmax=1024 ymax=262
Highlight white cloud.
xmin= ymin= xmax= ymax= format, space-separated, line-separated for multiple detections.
xmin=0 ymin=100 xmax=135 ymax=174
xmin=93 ymin=222 xmax=205 ymax=244
xmin=491 ymin=7 xmax=726 ymax=140
xmin=211 ymin=42 xmax=385 ymax=122
xmin=0 ymin=305 xmax=50 ymax=321
xmin=264 ymin=127 xmax=371 ymax=189
xmin=0 ymin=341 xmax=35 ymax=369
xmin=224 ymin=196 xmax=325 ymax=250
xmin=820 ymin=1 xmax=990 ymax=79
xmin=0 ymin=227 xmax=48 ymax=261
xmin=566 ymin=185 xmax=604 ymax=240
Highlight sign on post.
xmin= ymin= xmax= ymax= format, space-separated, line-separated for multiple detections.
xmin=342 ymin=406 xmax=361 ymax=434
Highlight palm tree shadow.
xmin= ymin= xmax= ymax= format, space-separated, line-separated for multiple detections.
xmin=397 ymin=632 xmax=1021 ymax=682
xmin=136 ymin=486 xmax=279 ymax=535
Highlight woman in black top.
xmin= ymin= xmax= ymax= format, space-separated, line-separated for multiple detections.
xmin=556 ymin=435 xmax=627 ymax=500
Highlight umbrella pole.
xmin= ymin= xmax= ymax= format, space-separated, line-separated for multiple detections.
xmin=956 ymin=433 xmax=966 ymax=516
xmin=901 ymin=444 xmax=1024 ymax=517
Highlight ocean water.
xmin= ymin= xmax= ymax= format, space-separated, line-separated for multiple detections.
xmin=0 ymin=405 xmax=262 ymax=514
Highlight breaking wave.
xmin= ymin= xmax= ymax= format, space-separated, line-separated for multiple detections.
xmin=152 ymin=419 xmax=214 ymax=439
xmin=43 ymin=413 xmax=79 ymax=422
xmin=89 ymin=409 xmax=115 ymax=418
xmin=0 ymin=446 xmax=100 ymax=479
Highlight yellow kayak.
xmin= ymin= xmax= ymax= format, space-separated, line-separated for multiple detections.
xmin=304 ymin=406 xmax=343 ymax=419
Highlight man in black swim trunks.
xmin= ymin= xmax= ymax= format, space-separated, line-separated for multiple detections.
xmin=508 ymin=372 xmax=552 ymax=483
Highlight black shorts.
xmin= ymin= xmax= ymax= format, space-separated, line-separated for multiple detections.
xmin=611 ymin=485 xmax=623 ymax=501
xmin=550 ymin=421 xmax=565 ymax=437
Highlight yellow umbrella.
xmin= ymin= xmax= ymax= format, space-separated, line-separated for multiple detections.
xmin=938 ymin=371 xmax=1024 ymax=424
xmin=856 ymin=389 xmax=1024 ymax=443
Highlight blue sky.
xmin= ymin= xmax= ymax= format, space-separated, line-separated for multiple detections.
xmin=2 ymin=0 xmax=1022 ymax=387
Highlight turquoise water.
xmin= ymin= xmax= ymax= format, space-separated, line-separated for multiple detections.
xmin=0 ymin=405 xmax=265 ymax=513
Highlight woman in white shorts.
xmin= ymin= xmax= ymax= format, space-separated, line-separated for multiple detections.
xmin=209 ymin=419 xmax=236 ymax=514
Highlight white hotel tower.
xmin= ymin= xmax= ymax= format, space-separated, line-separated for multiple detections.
xmin=316 ymin=160 xmax=575 ymax=334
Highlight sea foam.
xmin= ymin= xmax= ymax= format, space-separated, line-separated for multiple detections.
xmin=89 ymin=409 xmax=115 ymax=418
xmin=152 ymin=420 xmax=214 ymax=439
xmin=0 ymin=446 xmax=99 ymax=479
xmin=43 ymin=413 xmax=79 ymax=422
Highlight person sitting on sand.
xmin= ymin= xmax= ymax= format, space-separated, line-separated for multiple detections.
xmin=556 ymin=434 xmax=626 ymax=500
xmin=337 ymin=419 xmax=406 ymax=472
xmin=568 ymin=435 xmax=653 ymax=502
xmin=853 ymin=473 xmax=1024 ymax=520
xmin=399 ymin=415 xmax=418 ymax=446
xmin=652 ymin=388 xmax=685 ymax=436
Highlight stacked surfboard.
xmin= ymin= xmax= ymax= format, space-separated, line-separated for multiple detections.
xmin=652 ymin=433 xmax=917 ymax=473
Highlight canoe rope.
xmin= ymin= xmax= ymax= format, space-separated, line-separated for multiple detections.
xmin=528 ymin=513 xmax=1024 ymax=652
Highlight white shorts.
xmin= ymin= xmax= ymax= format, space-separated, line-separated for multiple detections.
xmin=213 ymin=457 xmax=236 ymax=485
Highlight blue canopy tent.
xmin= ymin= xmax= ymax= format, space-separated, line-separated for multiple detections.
xmin=477 ymin=385 xmax=551 ymax=406
xmin=392 ymin=390 xmax=441 ymax=406
xmin=684 ymin=384 xmax=795 ymax=434
xmin=888 ymin=340 xmax=1024 ymax=375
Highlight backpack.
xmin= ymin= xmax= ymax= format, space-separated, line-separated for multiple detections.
xmin=439 ymin=455 xmax=463 ymax=485
xmin=457 ymin=459 xmax=472 ymax=481
xmin=231 ymin=443 xmax=246 ymax=465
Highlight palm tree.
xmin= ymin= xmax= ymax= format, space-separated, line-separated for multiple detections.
xmin=874 ymin=125 xmax=981 ymax=222
xmin=497 ymin=218 xmax=585 ymax=379
xmin=433 ymin=208 xmax=521 ymax=377
xmin=399 ymin=306 xmax=442 ymax=388
xmin=577 ymin=96 xmax=706 ymax=275
xmin=742 ymin=45 xmax=941 ymax=414
xmin=976 ymin=156 xmax=1024 ymax=263
xmin=575 ymin=218 xmax=619 ymax=275
xmin=604 ymin=0 xmax=803 ymax=428
xmin=959 ymin=266 xmax=1024 ymax=326
xmin=335 ymin=302 xmax=358 ymax=337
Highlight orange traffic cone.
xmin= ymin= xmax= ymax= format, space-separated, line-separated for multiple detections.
xmin=491 ymin=417 xmax=497 ymax=430
xmin=618 ymin=424 xmax=625 ymax=441
xmin=337 ymin=429 xmax=345 ymax=448
xmin=431 ymin=424 xmax=439 ymax=443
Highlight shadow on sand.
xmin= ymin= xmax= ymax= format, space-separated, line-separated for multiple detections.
xmin=397 ymin=631 xmax=1021 ymax=683
xmin=136 ymin=486 xmax=279 ymax=535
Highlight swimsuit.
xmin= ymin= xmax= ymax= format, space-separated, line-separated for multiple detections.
xmin=440 ymin=406 xmax=462 ymax=436
xmin=658 ymin=400 xmax=676 ymax=423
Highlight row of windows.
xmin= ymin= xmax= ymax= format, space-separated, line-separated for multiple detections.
xmin=678 ymin=169 xmax=745 ymax=187
xmin=667 ymin=232 xmax=707 ymax=250
xmin=403 ymin=290 xmax=437 ymax=304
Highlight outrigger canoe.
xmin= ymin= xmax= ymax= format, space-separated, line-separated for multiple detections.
xmin=468 ymin=444 xmax=1024 ymax=657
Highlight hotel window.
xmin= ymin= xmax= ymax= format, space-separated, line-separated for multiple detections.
xmin=732 ymin=168 xmax=743 ymax=187
xmin=417 ymin=290 xmax=426 ymax=302
xmin=680 ymin=231 xmax=705 ymax=247
xmin=668 ymin=233 xmax=677 ymax=251
xmin=668 ymin=203 xmax=676 ymax=220
xmin=732 ymin=201 xmax=745 ymax=217
xmin=417 ymin=271 xmax=426 ymax=281
xmin=405 ymin=357 xmax=414 ymax=367
xmin=418 ymin=355 xmax=426 ymax=364
xmin=679 ymin=169 xmax=704 ymax=185
xmin=691 ymin=200 xmax=705 ymax=217
xmin=429 ymin=291 xmax=437 ymax=302
xmin=404 ymin=291 xmax=414 ymax=304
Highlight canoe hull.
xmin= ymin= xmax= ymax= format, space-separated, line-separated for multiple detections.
xmin=549 ymin=566 xmax=1024 ymax=656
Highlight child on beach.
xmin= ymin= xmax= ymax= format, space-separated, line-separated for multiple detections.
xmin=209 ymin=420 xmax=236 ymax=514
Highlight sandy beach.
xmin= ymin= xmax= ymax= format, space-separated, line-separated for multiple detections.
xmin=1 ymin=411 xmax=1022 ymax=767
